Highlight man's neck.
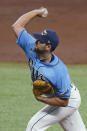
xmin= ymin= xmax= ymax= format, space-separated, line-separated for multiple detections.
xmin=38 ymin=53 xmax=52 ymax=63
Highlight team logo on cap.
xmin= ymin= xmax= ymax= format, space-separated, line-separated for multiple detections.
xmin=41 ymin=30 xmax=47 ymax=35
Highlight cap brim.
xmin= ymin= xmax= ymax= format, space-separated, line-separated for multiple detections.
xmin=33 ymin=32 xmax=45 ymax=43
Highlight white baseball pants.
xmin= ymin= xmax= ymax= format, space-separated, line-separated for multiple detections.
xmin=26 ymin=84 xmax=87 ymax=131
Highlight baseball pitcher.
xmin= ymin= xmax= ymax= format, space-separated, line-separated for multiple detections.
xmin=12 ymin=7 xmax=87 ymax=131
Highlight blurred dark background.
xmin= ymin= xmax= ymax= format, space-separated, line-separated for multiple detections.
xmin=0 ymin=0 xmax=87 ymax=64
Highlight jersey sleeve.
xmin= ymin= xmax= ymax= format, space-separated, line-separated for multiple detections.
xmin=55 ymin=70 xmax=71 ymax=99
xmin=16 ymin=29 xmax=36 ymax=57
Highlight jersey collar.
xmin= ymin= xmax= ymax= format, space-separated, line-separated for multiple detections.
xmin=36 ymin=53 xmax=59 ymax=66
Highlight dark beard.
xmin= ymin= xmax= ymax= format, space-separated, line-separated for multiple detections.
xmin=34 ymin=47 xmax=45 ymax=54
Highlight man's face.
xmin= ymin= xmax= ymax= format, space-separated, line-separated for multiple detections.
xmin=34 ymin=40 xmax=49 ymax=53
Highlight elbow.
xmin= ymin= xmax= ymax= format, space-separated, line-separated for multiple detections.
xmin=11 ymin=24 xmax=18 ymax=37
xmin=11 ymin=22 xmax=24 ymax=30
xmin=11 ymin=24 xmax=16 ymax=33
xmin=11 ymin=24 xmax=14 ymax=28
xmin=11 ymin=23 xmax=22 ymax=37
xmin=11 ymin=23 xmax=17 ymax=31
xmin=11 ymin=22 xmax=20 ymax=31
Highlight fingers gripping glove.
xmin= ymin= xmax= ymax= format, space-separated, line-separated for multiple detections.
xmin=33 ymin=80 xmax=54 ymax=96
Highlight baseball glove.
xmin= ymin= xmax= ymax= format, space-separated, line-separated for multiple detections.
xmin=33 ymin=80 xmax=54 ymax=96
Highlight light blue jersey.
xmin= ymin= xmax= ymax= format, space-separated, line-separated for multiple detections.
xmin=16 ymin=29 xmax=71 ymax=99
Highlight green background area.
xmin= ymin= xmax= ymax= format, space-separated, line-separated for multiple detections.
xmin=0 ymin=63 xmax=87 ymax=131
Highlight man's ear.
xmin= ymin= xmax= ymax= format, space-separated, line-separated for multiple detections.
xmin=46 ymin=45 xmax=51 ymax=51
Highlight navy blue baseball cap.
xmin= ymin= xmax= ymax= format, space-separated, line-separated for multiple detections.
xmin=33 ymin=29 xmax=59 ymax=51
